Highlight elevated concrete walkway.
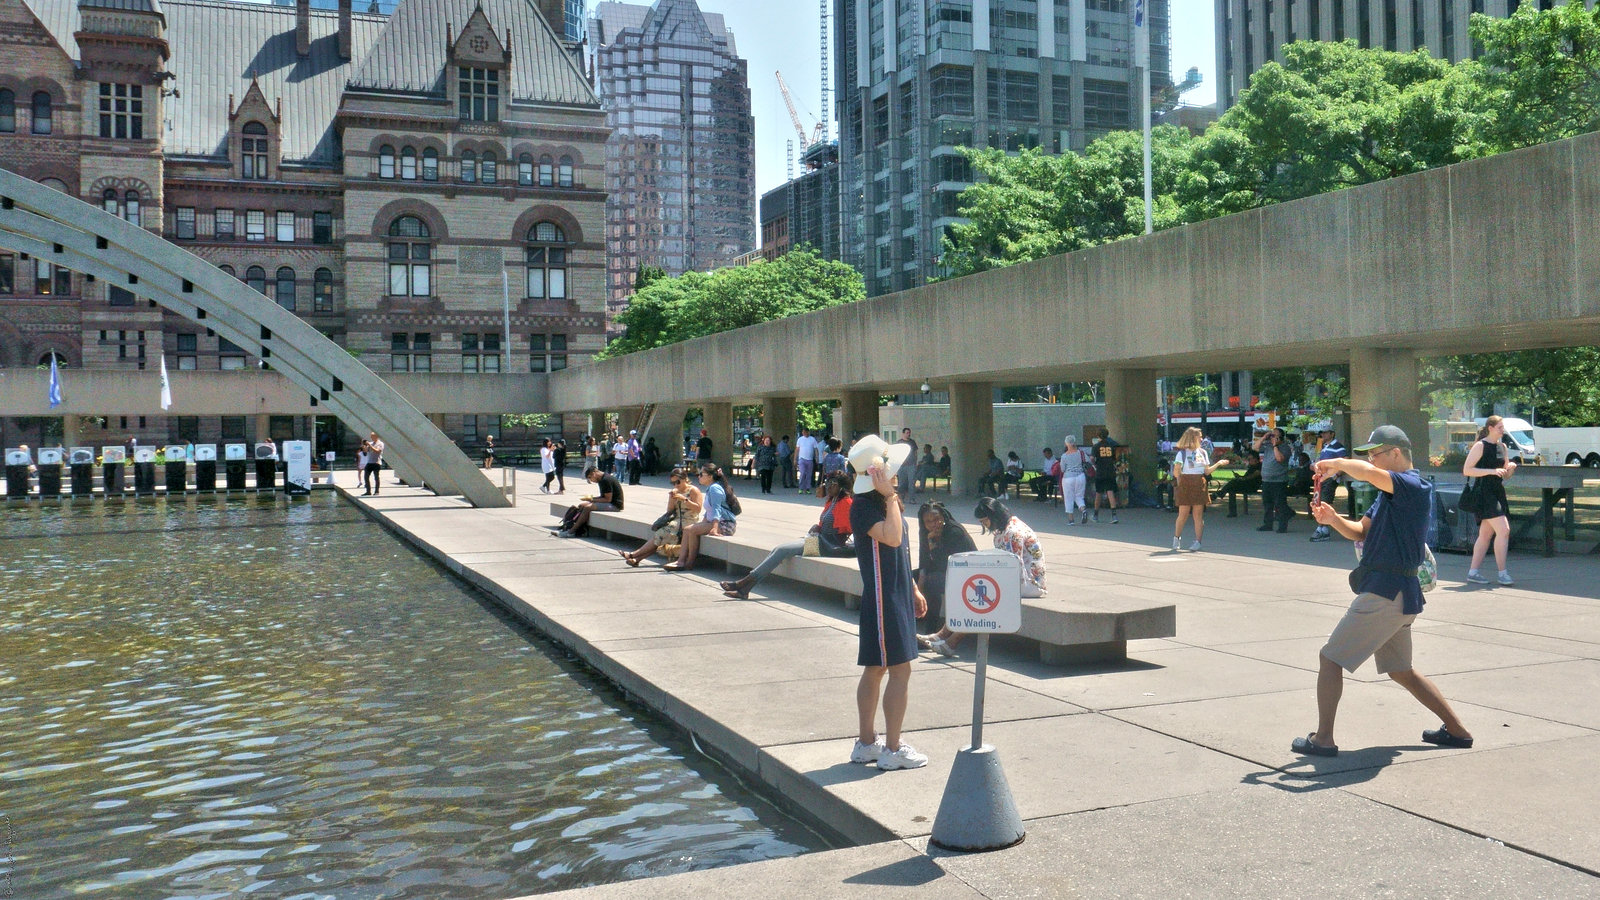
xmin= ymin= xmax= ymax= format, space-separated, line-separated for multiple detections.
xmin=350 ymin=470 xmax=1600 ymax=898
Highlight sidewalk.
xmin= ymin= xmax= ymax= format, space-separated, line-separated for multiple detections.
xmin=355 ymin=471 xmax=1600 ymax=899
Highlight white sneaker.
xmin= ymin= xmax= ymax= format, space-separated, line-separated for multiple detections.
xmin=1189 ymin=541 xmax=1202 ymax=552
xmin=1465 ymin=570 xmax=1490 ymax=584
xmin=1498 ymin=571 xmax=1515 ymax=586
xmin=850 ymin=739 xmax=886 ymax=765
xmin=1172 ymin=537 xmax=1181 ymax=551
xmin=877 ymin=742 xmax=929 ymax=770
xmin=915 ymin=633 xmax=935 ymax=650
xmin=930 ymin=638 xmax=957 ymax=658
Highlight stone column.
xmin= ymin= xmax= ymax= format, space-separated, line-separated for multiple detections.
xmin=949 ymin=382 xmax=993 ymax=498
xmin=586 ymin=411 xmax=606 ymax=440
xmin=702 ymin=401 xmax=733 ymax=472
xmin=839 ymin=390 xmax=880 ymax=442
xmin=61 ymin=415 xmax=81 ymax=448
xmin=1103 ymin=368 xmax=1159 ymax=499
xmin=1348 ymin=347 xmax=1429 ymax=462
xmin=650 ymin=404 xmax=690 ymax=471
xmin=762 ymin=396 xmax=796 ymax=441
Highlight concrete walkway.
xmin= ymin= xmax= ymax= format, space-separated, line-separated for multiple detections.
xmin=349 ymin=471 xmax=1600 ymax=899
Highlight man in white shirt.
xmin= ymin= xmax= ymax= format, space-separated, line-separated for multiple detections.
xmin=611 ymin=435 xmax=630 ymax=482
xmin=795 ymin=428 xmax=818 ymax=491
xmin=364 ymin=432 xmax=384 ymax=496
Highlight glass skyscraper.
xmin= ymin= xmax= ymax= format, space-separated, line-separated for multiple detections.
xmin=836 ymin=0 xmax=1169 ymax=296
xmin=589 ymin=0 xmax=756 ymax=328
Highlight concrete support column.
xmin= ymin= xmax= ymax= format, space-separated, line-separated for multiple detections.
xmin=949 ymin=382 xmax=993 ymax=498
xmin=651 ymin=404 xmax=690 ymax=471
xmin=586 ymin=411 xmax=605 ymax=440
xmin=617 ymin=406 xmax=646 ymax=437
xmin=839 ymin=390 xmax=880 ymax=442
xmin=1348 ymin=348 xmax=1429 ymax=462
xmin=1103 ymin=368 xmax=1158 ymax=499
xmin=762 ymin=396 xmax=796 ymax=442
xmin=702 ymin=401 xmax=733 ymax=473
xmin=254 ymin=414 xmax=271 ymax=445
xmin=61 ymin=415 xmax=81 ymax=448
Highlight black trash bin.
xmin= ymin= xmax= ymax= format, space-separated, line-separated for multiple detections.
xmin=104 ymin=462 xmax=125 ymax=495
xmin=133 ymin=461 xmax=157 ymax=495
xmin=71 ymin=459 xmax=94 ymax=497
xmin=195 ymin=459 xmax=217 ymax=492
xmin=165 ymin=461 xmax=188 ymax=494
xmin=4 ymin=464 xmax=28 ymax=499
xmin=255 ymin=459 xmax=276 ymax=491
xmin=38 ymin=463 xmax=62 ymax=497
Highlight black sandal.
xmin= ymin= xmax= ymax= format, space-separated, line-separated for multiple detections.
xmin=1421 ymin=725 xmax=1473 ymax=748
xmin=1290 ymin=732 xmax=1339 ymax=757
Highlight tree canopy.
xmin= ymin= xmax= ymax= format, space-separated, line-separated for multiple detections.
xmin=600 ymin=248 xmax=865 ymax=358
xmin=942 ymin=4 xmax=1600 ymax=424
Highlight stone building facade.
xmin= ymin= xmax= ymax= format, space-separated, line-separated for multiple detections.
xmin=0 ymin=0 xmax=604 ymax=452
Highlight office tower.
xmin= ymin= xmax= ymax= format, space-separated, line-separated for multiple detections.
xmin=589 ymin=0 xmax=756 ymax=329
xmin=835 ymin=0 xmax=1170 ymax=296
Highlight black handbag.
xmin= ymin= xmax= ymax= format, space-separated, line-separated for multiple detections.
xmin=1457 ymin=478 xmax=1479 ymax=515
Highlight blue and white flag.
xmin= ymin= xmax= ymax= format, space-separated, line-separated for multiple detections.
xmin=1134 ymin=0 xmax=1145 ymax=28
xmin=48 ymin=356 xmax=63 ymax=409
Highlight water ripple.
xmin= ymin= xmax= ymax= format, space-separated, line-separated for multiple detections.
xmin=0 ymin=494 xmax=825 ymax=898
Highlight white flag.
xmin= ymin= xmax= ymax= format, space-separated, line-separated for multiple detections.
xmin=159 ymin=354 xmax=173 ymax=410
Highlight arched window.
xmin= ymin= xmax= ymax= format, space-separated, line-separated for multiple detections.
xmin=518 ymin=153 xmax=533 ymax=185
xmin=242 ymin=121 xmax=269 ymax=179
xmin=422 ymin=147 xmax=438 ymax=181
xmin=313 ymin=267 xmax=333 ymax=312
xmin=538 ymin=154 xmax=554 ymax=187
xmin=400 ymin=145 xmax=417 ymax=180
xmin=378 ymin=144 xmax=396 ymax=179
xmin=525 ymin=221 xmax=567 ymax=300
xmin=481 ymin=150 xmax=497 ymax=184
xmin=31 ymin=92 xmax=51 ymax=134
xmin=245 ymin=265 xmax=267 ymax=295
xmin=387 ymin=215 xmax=432 ymax=297
xmin=39 ymin=351 xmax=67 ymax=368
xmin=558 ymin=155 xmax=574 ymax=188
xmin=0 ymin=90 xmax=14 ymax=133
xmin=123 ymin=190 xmax=140 ymax=225
xmin=275 ymin=266 xmax=296 ymax=310
xmin=217 ymin=264 xmax=235 ymax=278
xmin=460 ymin=150 xmax=477 ymax=183
xmin=102 ymin=188 xmax=119 ymax=216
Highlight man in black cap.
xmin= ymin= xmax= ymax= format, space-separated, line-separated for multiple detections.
xmin=1292 ymin=425 xmax=1473 ymax=758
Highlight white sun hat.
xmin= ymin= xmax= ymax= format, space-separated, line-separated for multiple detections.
xmin=847 ymin=434 xmax=913 ymax=494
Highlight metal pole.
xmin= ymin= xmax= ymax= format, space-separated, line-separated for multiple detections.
xmin=501 ymin=269 xmax=512 ymax=373
xmin=1138 ymin=1 xmax=1152 ymax=235
xmin=971 ymin=633 xmax=989 ymax=748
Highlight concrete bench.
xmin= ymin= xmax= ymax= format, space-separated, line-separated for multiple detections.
xmin=549 ymin=501 xmax=1174 ymax=665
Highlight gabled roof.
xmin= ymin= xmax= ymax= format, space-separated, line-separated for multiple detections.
xmin=23 ymin=0 xmax=386 ymax=163
xmin=349 ymin=0 xmax=596 ymax=107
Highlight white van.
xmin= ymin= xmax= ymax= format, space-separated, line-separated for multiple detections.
xmin=1475 ymin=417 xmax=1539 ymax=463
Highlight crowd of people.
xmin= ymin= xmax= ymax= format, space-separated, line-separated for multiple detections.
xmin=532 ymin=419 xmax=1507 ymax=772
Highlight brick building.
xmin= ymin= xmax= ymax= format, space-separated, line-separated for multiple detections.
xmin=0 ymin=0 xmax=606 ymax=452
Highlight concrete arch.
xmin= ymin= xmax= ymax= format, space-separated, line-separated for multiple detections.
xmin=0 ymin=166 xmax=510 ymax=508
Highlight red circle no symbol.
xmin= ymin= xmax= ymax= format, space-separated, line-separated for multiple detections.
xmin=961 ymin=574 xmax=1001 ymax=615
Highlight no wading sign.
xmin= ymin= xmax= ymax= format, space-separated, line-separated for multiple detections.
xmin=944 ymin=550 xmax=1022 ymax=634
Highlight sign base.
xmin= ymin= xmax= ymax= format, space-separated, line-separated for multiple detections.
xmin=929 ymin=743 xmax=1026 ymax=853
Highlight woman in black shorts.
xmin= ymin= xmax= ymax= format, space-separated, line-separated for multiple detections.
xmin=1463 ymin=416 xmax=1518 ymax=585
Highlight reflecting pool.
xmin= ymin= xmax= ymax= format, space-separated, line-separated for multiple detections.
xmin=0 ymin=494 xmax=828 ymax=898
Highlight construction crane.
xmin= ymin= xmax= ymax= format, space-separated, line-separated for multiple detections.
xmin=776 ymin=70 xmax=824 ymax=151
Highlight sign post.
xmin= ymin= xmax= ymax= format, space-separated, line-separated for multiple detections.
xmin=930 ymin=550 xmax=1027 ymax=853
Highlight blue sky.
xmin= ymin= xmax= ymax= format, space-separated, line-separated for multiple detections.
xmin=649 ymin=0 xmax=1220 ymax=197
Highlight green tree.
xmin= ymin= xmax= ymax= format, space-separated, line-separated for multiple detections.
xmin=1472 ymin=1 xmax=1600 ymax=151
xmin=601 ymin=249 xmax=864 ymax=358
xmin=1424 ymin=349 xmax=1600 ymax=426
xmin=634 ymin=264 xmax=668 ymax=292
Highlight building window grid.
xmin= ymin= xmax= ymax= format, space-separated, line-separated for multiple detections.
xmin=246 ymin=210 xmax=266 ymax=242
xmin=391 ymin=332 xmax=432 ymax=372
xmin=275 ymin=267 xmax=296 ymax=310
xmin=241 ymin=122 xmax=269 ymax=179
xmin=529 ymin=332 xmax=567 ymax=372
xmin=459 ymin=67 xmax=501 ymax=121
xmin=0 ymin=89 xmax=13 ymax=133
xmin=422 ymin=148 xmax=439 ymax=181
xmin=387 ymin=216 xmax=432 ymax=297
xmin=32 ymin=92 xmax=51 ymax=134
xmin=400 ymin=146 xmax=417 ymax=180
xmin=525 ymin=222 xmax=568 ymax=300
xmin=313 ymin=267 xmax=333 ymax=312
xmin=276 ymin=211 xmax=295 ymax=242
xmin=175 ymin=206 xmax=196 ymax=240
xmin=98 ymin=83 xmax=145 ymax=140
xmin=461 ymin=332 xmax=502 ymax=372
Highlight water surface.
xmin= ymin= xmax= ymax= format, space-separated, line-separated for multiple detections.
xmin=0 ymin=494 xmax=826 ymax=898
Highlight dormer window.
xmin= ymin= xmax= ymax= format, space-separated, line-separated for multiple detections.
xmin=242 ymin=122 xmax=270 ymax=179
xmin=459 ymin=67 xmax=500 ymax=122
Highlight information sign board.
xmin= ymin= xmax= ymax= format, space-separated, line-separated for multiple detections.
xmin=944 ymin=550 xmax=1022 ymax=634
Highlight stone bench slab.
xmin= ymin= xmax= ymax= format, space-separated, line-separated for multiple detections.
xmin=550 ymin=501 xmax=1176 ymax=664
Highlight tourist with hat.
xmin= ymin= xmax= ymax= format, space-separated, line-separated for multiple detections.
xmin=845 ymin=434 xmax=929 ymax=771
xmin=1292 ymin=425 xmax=1473 ymax=758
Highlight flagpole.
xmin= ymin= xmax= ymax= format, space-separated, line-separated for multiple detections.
xmin=501 ymin=270 xmax=512 ymax=373
xmin=1138 ymin=0 xmax=1152 ymax=235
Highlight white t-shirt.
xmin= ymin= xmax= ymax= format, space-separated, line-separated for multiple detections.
xmin=540 ymin=446 xmax=556 ymax=474
xmin=1176 ymin=448 xmax=1211 ymax=475
xmin=368 ymin=440 xmax=383 ymax=465
xmin=796 ymin=435 xmax=817 ymax=462
xmin=612 ymin=440 xmax=628 ymax=460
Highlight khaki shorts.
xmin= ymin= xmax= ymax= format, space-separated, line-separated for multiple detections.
xmin=1321 ymin=591 xmax=1416 ymax=674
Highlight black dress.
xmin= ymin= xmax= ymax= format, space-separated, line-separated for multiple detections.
xmin=1471 ymin=439 xmax=1510 ymax=519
